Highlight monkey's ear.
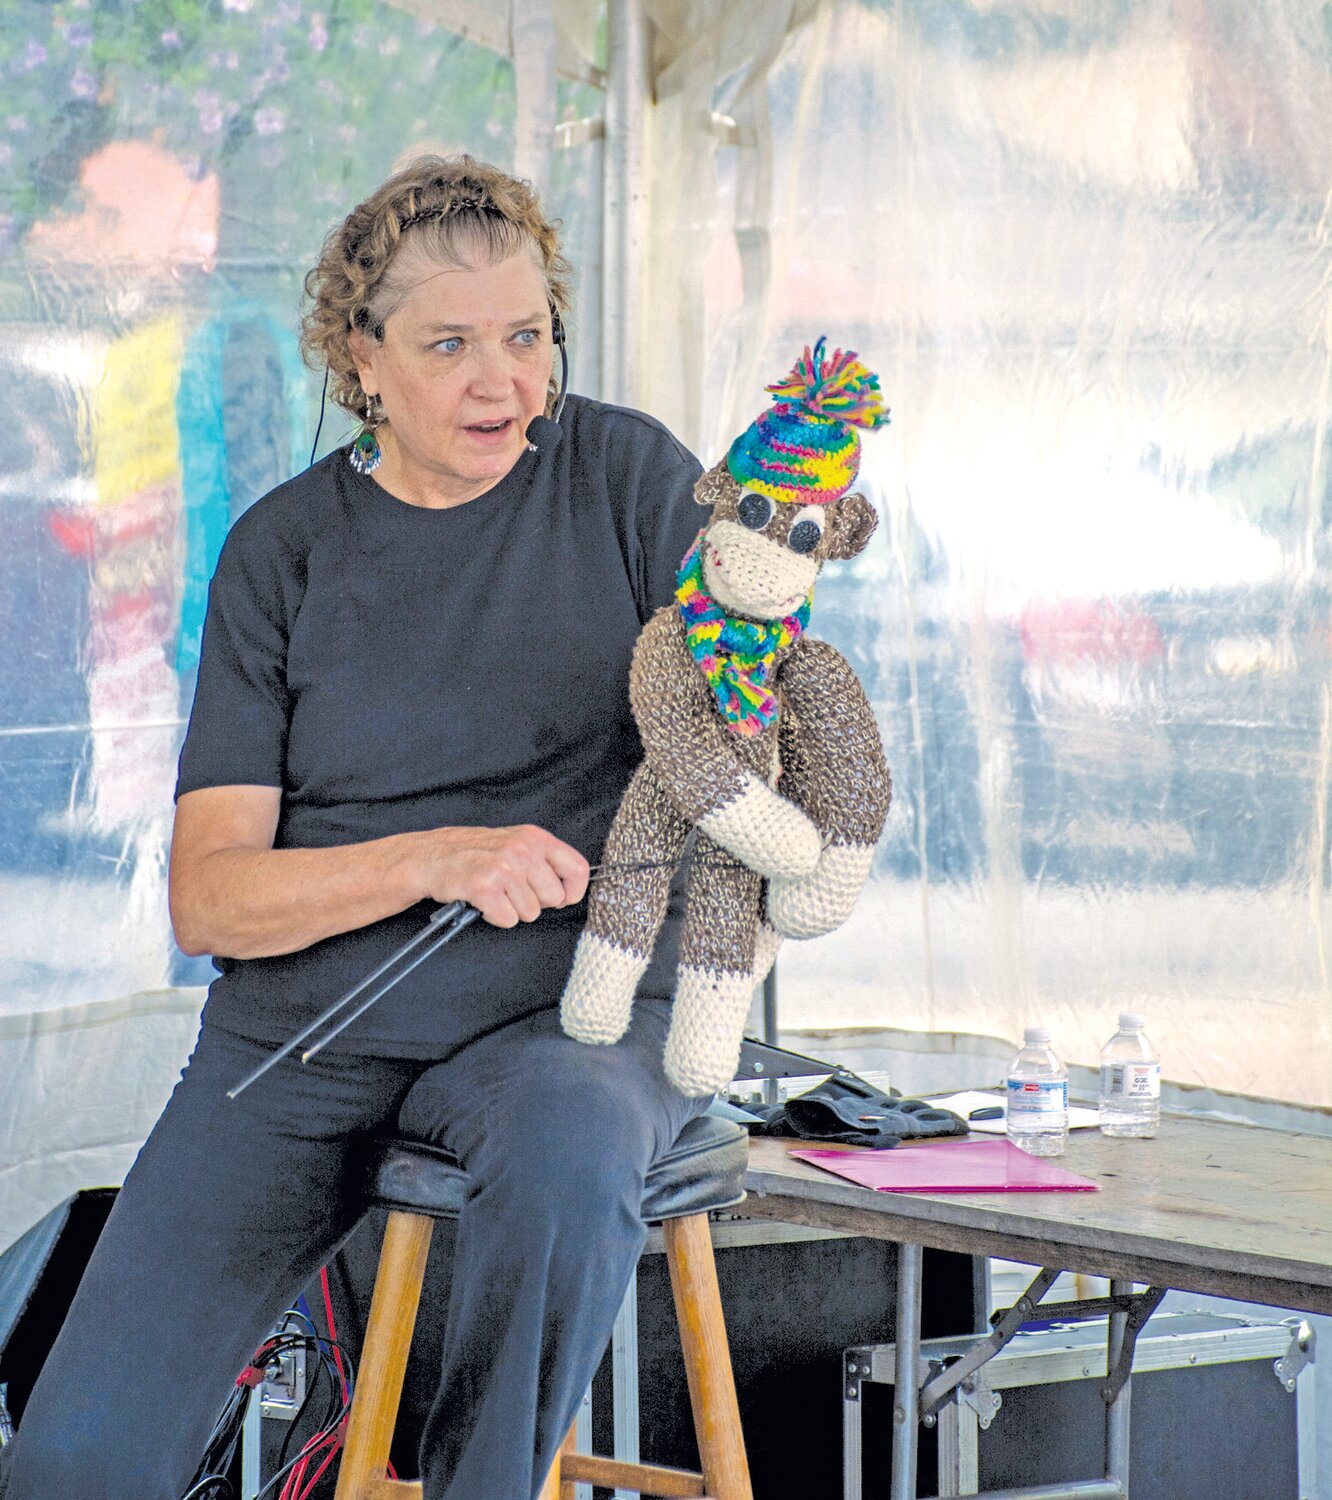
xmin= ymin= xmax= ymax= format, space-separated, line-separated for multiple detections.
xmin=694 ymin=459 xmax=736 ymax=509
xmin=824 ymin=492 xmax=879 ymax=560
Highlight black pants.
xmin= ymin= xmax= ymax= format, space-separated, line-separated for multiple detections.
xmin=0 ymin=996 xmax=704 ymax=1500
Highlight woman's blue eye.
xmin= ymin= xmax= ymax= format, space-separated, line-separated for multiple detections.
xmin=436 ymin=337 xmax=463 ymax=354
xmin=513 ymin=328 xmax=540 ymax=346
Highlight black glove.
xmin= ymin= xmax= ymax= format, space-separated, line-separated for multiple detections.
xmin=729 ymin=1073 xmax=969 ymax=1150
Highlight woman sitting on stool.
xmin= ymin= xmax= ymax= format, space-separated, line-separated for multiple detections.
xmin=0 ymin=153 xmax=708 ymax=1500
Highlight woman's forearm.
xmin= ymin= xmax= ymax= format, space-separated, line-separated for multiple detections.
xmin=171 ymin=833 xmax=426 ymax=960
xmin=170 ymin=817 xmax=591 ymax=960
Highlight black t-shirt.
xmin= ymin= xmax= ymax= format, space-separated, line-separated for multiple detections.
xmin=176 ymin=394 xmax=704 ymax=1057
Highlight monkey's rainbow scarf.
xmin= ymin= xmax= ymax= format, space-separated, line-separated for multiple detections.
xmin=674 ymin=535 xmax=811 ymax=737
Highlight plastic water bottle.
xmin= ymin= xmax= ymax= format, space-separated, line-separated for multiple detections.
xmin=1005 ymin=1028 xmax=1068 ymax=1157
xmin=1098 ymin=1013 xmax=1160 ymax=1137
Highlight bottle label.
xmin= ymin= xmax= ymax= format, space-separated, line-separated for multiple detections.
xmin=1101 ymin=1062 xmax=1160 ymax=1100
xmin=1006 ymin=1078 xmax=1067 ymax=1119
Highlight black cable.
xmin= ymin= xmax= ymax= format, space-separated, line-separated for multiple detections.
xmin=330 ymin=1249 xmax=367 ymax=1368
xmin=308 ymin=369 xmax=329 ymax=469
xmin=186 ymin=1312 xmax=362 ymax=1500
xmin=181 ymin=1476 xmax=235 ymax=1500
xmin=553 ymin=337 xmax=569 ymax=422
xmin=270 ymin=1329 xmax=349 ymax=1476
xmin=276 ymin=1307 xmax=322 ymax=1346
xmin=273 ymin=1346 xmax=325 ymax=1477
xmin=251 ymin=1376 xmax=355 ymax=1500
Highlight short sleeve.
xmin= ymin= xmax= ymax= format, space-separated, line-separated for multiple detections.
xmin=623 ymin=422 xmax=705 ymax=622
xmin=174 ymin=515 xmax=297 ymax=799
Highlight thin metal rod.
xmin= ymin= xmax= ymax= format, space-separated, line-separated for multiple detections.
xmin=226 ymin=901 xmax=468 ymax=1098
xmin=761 ymin=963 xmax=780 ymax=1106
xmin=918 ymin=1482 xmax=1124 ymax=1500
xmin=226 ymin=854 xmax=672 ymax=1099
xmin=920 ymin=1265 xmax=1061 ymax=1417
xmin=302 ymin=906 xmax=481 ymax=1061
xmin=590 ymin=857 xmax=678 ymax=878
xmin=890 ymin=1243 xmax=923 ymax=1500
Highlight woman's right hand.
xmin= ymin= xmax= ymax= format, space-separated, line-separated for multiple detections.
xmin=170 ymin=787 xmax=591 ymax=959
xmin=402 ymin=824 xmax=590 ymax=928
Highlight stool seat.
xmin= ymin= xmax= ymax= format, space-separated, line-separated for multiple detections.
xmin=367 ymin=1112 xmax=748 ymax=1223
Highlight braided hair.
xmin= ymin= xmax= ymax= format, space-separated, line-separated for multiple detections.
xmin=301 ymin=154 xmax=572 ymax=421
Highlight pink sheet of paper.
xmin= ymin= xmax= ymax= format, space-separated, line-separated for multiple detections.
xmin=790 ymin=1139 xmax=1100 ymax=1193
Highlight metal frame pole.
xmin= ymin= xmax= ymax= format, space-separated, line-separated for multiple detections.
xmin=611 ymin=1272 xmax=640 ymax=1500
xmin=891 ymin=1243 xmax=924 ymax=1500
xmin=601 ymin=0 xmax=650 ymax=408
xmin=1104 ymin=1280 xmax=1132 ymax=1494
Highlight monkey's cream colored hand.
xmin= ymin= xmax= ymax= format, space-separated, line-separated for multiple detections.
xmin=767 ymin=840 xmax=875 ymax=938
xmin=696 ymin=773 xmax=822 ymax=878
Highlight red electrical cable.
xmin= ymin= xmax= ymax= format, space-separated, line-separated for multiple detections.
xmin=294 ymin=1436 xmax=341 ymax=1498
xmin=311 ymin=1262 xmax=397 ymax=1489
xmin=319 ymin=1267 xmax=348 ymax=1402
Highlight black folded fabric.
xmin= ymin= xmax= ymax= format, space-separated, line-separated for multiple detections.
xmin=731 ymin=1074 xmax=969 ymax=1150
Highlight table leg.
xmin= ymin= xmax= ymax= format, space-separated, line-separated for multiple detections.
xmin=1104 ymin=1279 xmax=1132 ymax=1495
xmin=891 ymin=1241 xmax=924 ymax=1500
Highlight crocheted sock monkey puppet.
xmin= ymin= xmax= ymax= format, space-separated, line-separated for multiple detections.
xmin=560 ymin=339 xmax=893 ymax=1096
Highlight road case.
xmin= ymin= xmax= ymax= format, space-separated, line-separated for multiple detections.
xmin=845 ymin=1310 xmax=1316 ymax=1500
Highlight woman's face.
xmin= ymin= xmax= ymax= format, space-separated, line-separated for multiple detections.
xmin=349 ymin=248 xmax=554 ymax=508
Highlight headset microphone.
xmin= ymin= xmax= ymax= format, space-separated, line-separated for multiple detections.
xmin=526 ymin=305 xmax=569 ymax=452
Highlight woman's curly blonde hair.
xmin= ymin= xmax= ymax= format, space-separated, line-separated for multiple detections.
xmin=301 ymin=154 xmax=573 ymax=421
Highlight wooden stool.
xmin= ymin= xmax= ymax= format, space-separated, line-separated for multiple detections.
xmin=333 ymin=1115 xmax=753 ymax=1500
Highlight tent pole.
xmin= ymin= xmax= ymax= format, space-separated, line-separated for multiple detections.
xmin=602 ymin=0 xmax=650 ymax=407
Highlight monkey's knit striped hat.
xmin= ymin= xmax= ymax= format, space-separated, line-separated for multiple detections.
xmin=726 ymin=336 xmax=889 ymax=506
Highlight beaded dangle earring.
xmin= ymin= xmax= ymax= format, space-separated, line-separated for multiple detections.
xmin=349 ymin=394 xmax=385 ymax=475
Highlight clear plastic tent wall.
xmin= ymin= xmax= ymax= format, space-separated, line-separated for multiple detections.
xmin=0 ymin=0 xmax=604 ymax=1244
xmin=641 ymin=0 xmax=1332 ymax=1117
xmin=2 ymin=0 xmax=1331 ymax=1245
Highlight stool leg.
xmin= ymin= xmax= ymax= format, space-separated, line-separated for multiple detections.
xmin=663 ymin=1214 xmax=753 ymax=1500
xmin=535 ymin=1416 xmax=579 ymax=1500
xmin=334 ymin=1210 xmax=435 ymax=1500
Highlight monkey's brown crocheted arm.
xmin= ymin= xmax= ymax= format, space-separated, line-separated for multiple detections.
xmin=769 ymin=638 xmax=891 ymax=938
xmin=628 ymin=607 xmax=822 ymax=879
xmin=777 ymin=639 xmax=891 ymax=840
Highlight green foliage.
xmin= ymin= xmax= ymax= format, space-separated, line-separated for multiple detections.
xmin=0 ymin=0 xmax=516 ymax=264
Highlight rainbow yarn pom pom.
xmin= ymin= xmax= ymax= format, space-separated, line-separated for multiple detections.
xmin=727 ymin=335 xmax=889 ymax=505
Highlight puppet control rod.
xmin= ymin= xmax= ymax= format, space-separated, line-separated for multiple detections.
xmin=226 ymin=858 xmax=677 ymax=1099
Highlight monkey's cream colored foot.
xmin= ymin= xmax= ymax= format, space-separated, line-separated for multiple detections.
xmin=560 ymin=933 xmax=649 ymax=1045
xmin=767 ymin=842 xmax=875 ymax=939
xmin=663 ymin=965 xmax=754 ymax=1097
xmin=697 ymin=774 xmax=822 ymax=879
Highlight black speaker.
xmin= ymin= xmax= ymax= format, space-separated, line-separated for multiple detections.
xmin=0 ymin=1188 xmax=118 ymax=1426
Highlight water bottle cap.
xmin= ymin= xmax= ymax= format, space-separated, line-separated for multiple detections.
xmin=1023 ymin=1027 xmax=1051 ymax=1045
xmin=1118 ymin=1012 xmax=1145 ymax=1029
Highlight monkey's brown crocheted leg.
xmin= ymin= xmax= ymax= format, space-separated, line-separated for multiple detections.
xmin=663 ymin=837 xmax=762 ymax=1097
xmin=561 ymin=762 xmax=690 ymax=1046
xmin=768 ymin=639 xmax=892 ymax=939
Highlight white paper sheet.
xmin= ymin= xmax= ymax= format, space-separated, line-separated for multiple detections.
xmin=926 ymin=1089 xmax=1101 ymax=1134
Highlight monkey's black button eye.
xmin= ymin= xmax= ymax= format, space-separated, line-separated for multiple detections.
xmin=788 ymin=518 xmax=822 ymax=554
xmin=737 ymin=491 xmax=774 ymax=531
